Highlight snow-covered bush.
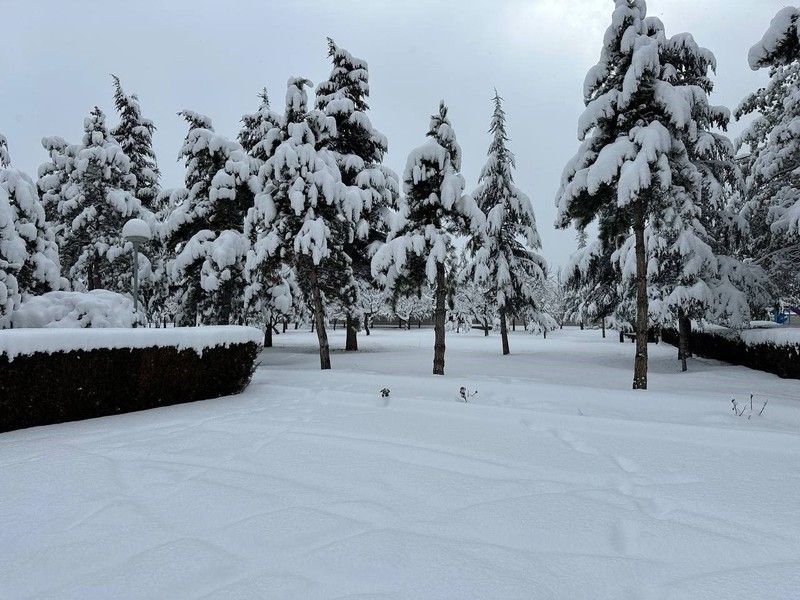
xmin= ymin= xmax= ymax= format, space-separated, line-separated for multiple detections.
xmin=0 ymin=326 xmax=262 ymax=433
xmin=11 ymin=290 xmax=136 ymax=329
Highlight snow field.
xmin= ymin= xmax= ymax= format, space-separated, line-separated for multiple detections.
xmin=1 ymin=327 xmax=799 ymax=599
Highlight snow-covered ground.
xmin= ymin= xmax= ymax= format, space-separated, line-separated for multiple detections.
xmin=2 ymin=327 xmax=799 ymax=599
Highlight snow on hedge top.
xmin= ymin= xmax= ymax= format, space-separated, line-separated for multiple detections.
xmin=700 ymin=322 xmax=800 ymax=348
xmin=0 ymin=325 xmax=263 ymax=361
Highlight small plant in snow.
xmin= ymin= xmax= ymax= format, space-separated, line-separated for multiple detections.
xmin=380 ymin=388 xmax=390 ymax=398
xmin=731 ymin=394 xmax=768 ymax=419
xmin=459 ymin=387 xmax=477 ymax=403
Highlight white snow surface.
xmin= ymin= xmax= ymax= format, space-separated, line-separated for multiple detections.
xmin=2 ymin=328 xmax=799 ymax=599
xmin=0 ymin=324 xmax=262 ymax=361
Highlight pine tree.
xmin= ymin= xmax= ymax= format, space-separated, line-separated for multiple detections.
xmin=250 ymin=77 xmax=358 ymax=369
xmin=165 ymin=112 xmax=255 ymax=326
xmin=736 ymin=7 xmax=800 ymax=297
xmin=469 ymin=92 xmax=547 ymax=355
xmin=0 ymin=136 xmax=64 ymax=328
xmin=110 ymin=75 xmax=161 ymax=212
xmin=0 ymin=135 xmax=22 ymax=326
xmin=556 ymin=1 xmax=727 ymax=389
xmin=240 ymin=88 xmax=295 ymax=343
xmin=57 ymin=107 xmax=142 ymax=293
xmin=315 ymin=39 xmax=400 ymax=351
xmin=238 ymin=88 xmax=283 ymax=164
xmin=373 ymin=102 xmax=484 ymax=374
xmin=37 ymin=136 xmax=76 ymax=241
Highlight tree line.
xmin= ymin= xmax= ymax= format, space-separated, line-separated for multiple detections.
xmin=0 ymin=40 xmax=549 ymax=375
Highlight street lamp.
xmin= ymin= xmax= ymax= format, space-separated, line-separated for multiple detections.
xmin=122 ymin=218 xmax=152 ymax=324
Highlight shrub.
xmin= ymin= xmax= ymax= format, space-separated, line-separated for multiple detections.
xmin=0 ymin=327 xmax=261 ymax=433
xmin=662 ymin=327 xmax=800 ymax=379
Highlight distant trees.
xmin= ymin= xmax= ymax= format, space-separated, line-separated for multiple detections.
xmin=372 ymin=102 xmax=483 ymax=374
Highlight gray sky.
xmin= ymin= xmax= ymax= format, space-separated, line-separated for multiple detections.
xmin=0 ymin=0 xmax=785 ymax=268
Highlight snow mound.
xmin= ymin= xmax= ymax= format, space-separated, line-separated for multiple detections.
xmin=0 ymin=325 xmax=263 ymax=361
xmin=10 ymin=290 xmax=136 ymax=329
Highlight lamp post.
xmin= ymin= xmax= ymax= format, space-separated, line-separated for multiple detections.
xmin=122 ymin=218 xmax=152 ymax=324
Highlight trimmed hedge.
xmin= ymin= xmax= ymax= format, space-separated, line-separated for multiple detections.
xmin=662 ymin=327 xmax=800 ymax=379
xmin=0 ymin=341 xmax=259 ymax=433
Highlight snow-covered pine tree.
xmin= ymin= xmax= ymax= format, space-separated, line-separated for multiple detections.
xmin=315 ymin=38 xmax=400 ymax=351
xmin=165 ymin=111 xmax=255 ymax=326
xmin=372 ymin=102 xmax=484 ymax=374
xmin=556 ymin=1 xmax=725 ymax=389
xmin=239 ymin=88 xmax=284 ymax=164
xmin=0 ymin=134 xmax=23 ymax=327
xmin=0 ymin=138 xmax=63 ymax=301
xmin=469 ymin=92 xmax=546 ymax=355
xmin=56 ymin=107 xmax=143 ymax=293
xmin=37 ymin=136 xmax=76 ymax=243
xmin=250 ymin=77 xmax=359 ymax=369
xmin=736 ymin=7 xmax=800 ymax=297
xmin=240 ymin=88 xmax=296 ymax=343
xmin=110 ymin=75 xmax=161 ymax=212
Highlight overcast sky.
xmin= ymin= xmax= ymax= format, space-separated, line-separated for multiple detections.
xmin=0 ymin=0 xmax=786 ymax=268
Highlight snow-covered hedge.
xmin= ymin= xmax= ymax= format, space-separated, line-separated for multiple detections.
xmin=10 ymin=290 xmax=136 ymax=329
xmin=0 ymin=326 xmax=262 ymax=433
xmin=662 ymin=325 xmax=800 ymax=379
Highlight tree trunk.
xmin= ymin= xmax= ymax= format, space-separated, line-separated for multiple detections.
xmin=678 ymin=310 xmax=691 ymax=372
xmin=483 ymin=319 xmax=489 ymax=336
xmin=308 ymin=268 xmax=331 ymax=370
xmin=633 ymin=200 xmax=648 ymax=390
xmin=543 ymin=328 xmax=547 ymax=339
xmin=512 ymin=317 xmax=516 ymax=332
xmin=364 ymin=314 xmax=371 ymax=336
xmin=601 ymin=316 xmax=606 ymax=338
xmin=500 ymin=308 xmax=510 ymax=355
xmin=345 ymin=313 xmax=358 ymax=351
xmin=282 ymin=318 xmax=287 ymax=333
xmin=264 ymin=326 xmax=273 ymax=348
xmin=433 ymin=262 xmax=447 ymax=375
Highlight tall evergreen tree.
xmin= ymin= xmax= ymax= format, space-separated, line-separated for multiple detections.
xmin=165 ymin=111 xmax=255 ymax=326
xmin=250 ymin=77 xmax=359 ymax=369
xmin=315 ymin=39 xmax=400 ymax=351
xmin=736 ymin=7 xmax=800 ymax=297
xmin=468 ymin=92 xmax=546 ymax=355
xmin=110 ymin=75 xmax=161 ymax=212
xmin=0 ymin=134 xmax=22 ymax=326
xmin=373 ymin=102 xmax=484 ymax=375
xmin=56 ymin=107 xmax=142 ymax=292
xmin=240 ymin=88 xmax=295 ymax=343
xmin=0 ymin=151 xmax=63 ymax=298
xmin=556 ymin=0 xmax=727 ymax=389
